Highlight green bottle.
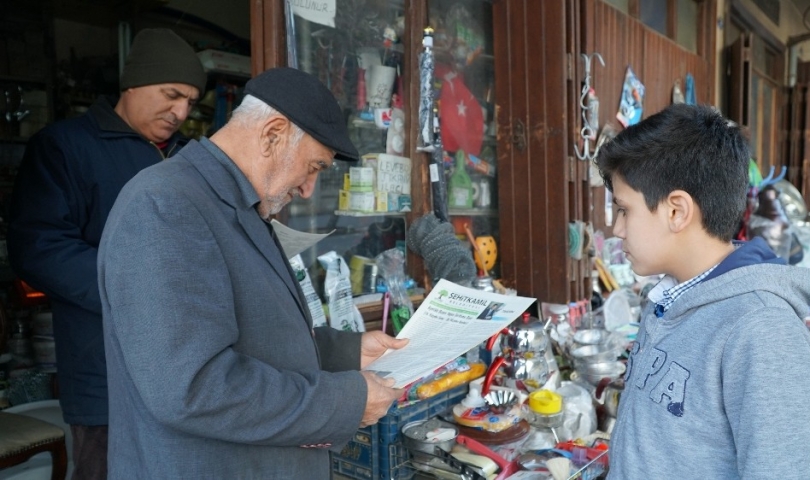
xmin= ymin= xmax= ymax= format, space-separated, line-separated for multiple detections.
xmin=449 ymin=150 xmax=474 ymax=208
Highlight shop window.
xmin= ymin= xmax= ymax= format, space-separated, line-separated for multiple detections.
xmin=676 ymin=0 xmax=698 ymax=52
xmin=753 ymin=39 xmax=780 ymax=81
xmin=725 ymin=3 xmax=785 ymax=172
xmin=606 ymin=0 xmax=700 ymax=53
xmin=604 ymin=0 xmax=629 ymax=14
xmin=640 ymin=0 xmax=668 ymax=36
xmin=284 ymin=0 xmax=409 ymax=295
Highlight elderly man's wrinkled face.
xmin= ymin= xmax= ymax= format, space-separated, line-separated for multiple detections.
xmin=116 ymin=83 xmax=199 ymax=144
xmin=256 ymin=131 xmax=335 ymax=220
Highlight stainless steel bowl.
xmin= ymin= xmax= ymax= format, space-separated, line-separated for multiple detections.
xmin=574 ymin=361 xmax=626 ymax=385
xmin=573 ymin=328 xmax=608 ymax=346
xmin=571 ymin=333 xmax=624 ymax=363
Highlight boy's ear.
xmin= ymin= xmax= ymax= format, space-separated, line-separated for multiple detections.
xmin=666 ymin=190 xmax=695 ymax=233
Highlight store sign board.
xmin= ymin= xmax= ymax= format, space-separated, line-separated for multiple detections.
xmin=377 ymin=154 xmax=412 ymax=195
xmin=290 ymin=0 xmax=336 ymax=28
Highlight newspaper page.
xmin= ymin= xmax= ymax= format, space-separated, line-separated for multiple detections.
xmin=270 ymin=219 xmax=334 ymax=259
xmin=364 ymin=279 xmax=536 ymax=388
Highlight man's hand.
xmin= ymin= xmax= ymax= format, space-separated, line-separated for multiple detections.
xmin=359 ymin=371 xmax=402 ymax=427
xmin=360 ymin=330 xmax=409 ymax=369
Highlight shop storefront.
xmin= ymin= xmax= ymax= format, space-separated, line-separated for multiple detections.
xmin=3 ymin=0 xmax=810 ymax=479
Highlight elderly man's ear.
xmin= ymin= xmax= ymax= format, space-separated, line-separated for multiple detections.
xmin=260 ymin=116 xmax=290 ymax=155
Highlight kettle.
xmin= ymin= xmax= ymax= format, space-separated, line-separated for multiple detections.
xmin=482 ymin=313 xmax=551 ymax=394
xmin=497 ymin=312 xmax=550 ymax=357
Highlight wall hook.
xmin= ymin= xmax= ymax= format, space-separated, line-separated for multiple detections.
xmin=574 ymin=52 xmax=605 ymax=161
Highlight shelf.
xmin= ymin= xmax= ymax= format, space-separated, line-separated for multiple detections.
xmin=0 ymin=75 xmax=50 ymax=85
xmin=0 ymin=137 xmax=30 ymax=144
xmin=448 ymin=208 xmax=498 ymax=217
xmin=334 ymin=210 xmax=408 ymax=217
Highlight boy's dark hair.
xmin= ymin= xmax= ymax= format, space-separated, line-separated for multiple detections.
xmin=595 ymin=104 xmax=750 ymax=241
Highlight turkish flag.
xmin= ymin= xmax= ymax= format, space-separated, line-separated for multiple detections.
xmin=439 ymin=70 xmax=484 ymax=156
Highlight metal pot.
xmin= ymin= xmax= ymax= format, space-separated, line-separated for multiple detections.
xmin=401 ymin=419 xmax=458 ymax=458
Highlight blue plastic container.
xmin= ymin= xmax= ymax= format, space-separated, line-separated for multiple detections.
xmin=331 ymin=384 xmax=468 ymax=479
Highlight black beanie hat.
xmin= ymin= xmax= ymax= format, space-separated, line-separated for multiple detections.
xmin=244 ymin=68 xmax=359 ymax=162
xmin=120 ymin=28 xmax=207 ymax=94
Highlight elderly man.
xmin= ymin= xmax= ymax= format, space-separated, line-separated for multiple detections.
xmin=7 ymin=28 xmax=205 ymax=479
xmin=98 ymin=67 xmax=407 ymax=478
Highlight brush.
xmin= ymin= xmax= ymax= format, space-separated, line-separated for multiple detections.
xmin=546 ymin=456 xmax=572 ymax=480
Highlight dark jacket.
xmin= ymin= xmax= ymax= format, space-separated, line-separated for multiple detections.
xmin=8 ymin=96 xmax=189 ymax=425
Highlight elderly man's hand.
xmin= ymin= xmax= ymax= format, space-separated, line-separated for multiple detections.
xmin=359 ymin=371 xmax=402 ymax=427
xmin=360 ymin=330 xmax=409 ymax=369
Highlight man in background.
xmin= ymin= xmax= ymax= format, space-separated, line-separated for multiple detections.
xmin=7 ymin=28 xmax=206 ymax=479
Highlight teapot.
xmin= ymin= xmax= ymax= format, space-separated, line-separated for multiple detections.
xmin=495 ymin=312 xmax=550 ymax=357
xmin=482 ymin=312 xmax=551 ymax=394
xmin=482 ymin=355 xmax=550 ymax=394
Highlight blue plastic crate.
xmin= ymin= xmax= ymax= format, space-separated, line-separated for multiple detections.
xmin=332 ymin=426 xmax=379 ymax=479
xmin=332 ymin=384 xmax=468 ymax=480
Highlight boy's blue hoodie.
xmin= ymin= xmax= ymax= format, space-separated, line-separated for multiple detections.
xmin=609 ymin=238 xmax=810 ymax=479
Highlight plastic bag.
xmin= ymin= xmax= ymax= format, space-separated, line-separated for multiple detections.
xmin=375 ymin=248 xmax=413 ymax=334
xmin=317 ymin=251 xmax=365 ymax=332
xmin=556 ymin=381 xmax=596 ymax=440
xmin=616 ymin=66 xmax=645 ymax=127
xmin=289 ymin=254 xmax=327 ymax=328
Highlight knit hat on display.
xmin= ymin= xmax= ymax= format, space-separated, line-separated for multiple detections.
xmin=120 ymin=28 xmax=207 ymax=93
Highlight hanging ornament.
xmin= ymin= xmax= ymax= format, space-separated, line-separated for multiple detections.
xmin=672 ymin=79 xmax=685 ymax=105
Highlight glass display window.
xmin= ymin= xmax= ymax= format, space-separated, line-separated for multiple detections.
xmin=284 ymin=0 xmax=409 ymax=294
xmin=428 ymin=0 xmax=499 ymax=277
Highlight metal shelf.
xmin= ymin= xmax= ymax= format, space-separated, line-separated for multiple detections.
xmin=334 ymin=210 xmax=408 ymax=217
xmin=448 ymin=208 xmax=498 ymax=217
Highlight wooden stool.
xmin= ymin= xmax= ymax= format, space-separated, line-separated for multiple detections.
xmin=0 ymin=411 xmax=67 ymax=480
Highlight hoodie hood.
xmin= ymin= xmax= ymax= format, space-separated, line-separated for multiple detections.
xmin=662 ymin=243 xmax=810 ymax=322
xmin=703 ymin=236 xmax=785 ymax=282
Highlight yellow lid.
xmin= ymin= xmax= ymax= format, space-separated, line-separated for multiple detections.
xmin=528 ymin=390 xmax=563 ymax=415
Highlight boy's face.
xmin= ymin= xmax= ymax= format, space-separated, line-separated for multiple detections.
xmin=611 ymin=175 xmax=672 ymax=277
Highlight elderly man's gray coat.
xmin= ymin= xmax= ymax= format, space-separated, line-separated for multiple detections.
xmin=99 ymin=139 xmax=367 ymax=479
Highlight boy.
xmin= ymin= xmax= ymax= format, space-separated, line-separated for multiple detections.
xmin=596 ymin=104 xmax=810 ymax=479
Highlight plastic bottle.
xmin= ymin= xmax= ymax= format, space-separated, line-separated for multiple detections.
xmin=449 ymin=150 xmax=474 ymax=208
xmin=461 ymin=385 xmax=486 ymax=408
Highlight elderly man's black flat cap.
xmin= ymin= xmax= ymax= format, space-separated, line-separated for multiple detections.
xmin=245 ymin=67 xmax=359 ymax=162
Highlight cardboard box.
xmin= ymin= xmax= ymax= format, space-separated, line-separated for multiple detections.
xmin=349 ymin=191 xmax=375 ymax=212
xmin=197 ymin=50 xmax=251 ymax=78
xmin=388 ymin=193 xmax=412 ymax=212
xmin=338 ymin=190 xmax=351 ymax=211
xmin=349 ymin=167 xmax=374 ymax=192
xmin=375 ymin=191 xmax=388 ymax=212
